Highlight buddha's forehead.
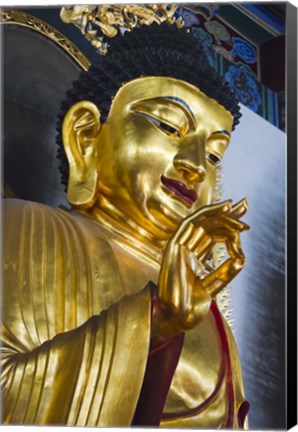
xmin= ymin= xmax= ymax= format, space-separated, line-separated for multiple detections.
xmin=110 ymin=76 xmax=233 ymax=131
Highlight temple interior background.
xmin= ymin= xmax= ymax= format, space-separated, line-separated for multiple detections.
xmin=2 ymin=3 xmax=288 ymax=428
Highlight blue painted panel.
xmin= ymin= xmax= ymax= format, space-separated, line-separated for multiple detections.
xmin=240 ymin=3 xmax=285 ymax=34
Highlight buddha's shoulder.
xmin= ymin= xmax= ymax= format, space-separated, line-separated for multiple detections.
xmin=3 ymin=198 xmax=113 ymax=250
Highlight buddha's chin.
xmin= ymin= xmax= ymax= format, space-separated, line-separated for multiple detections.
xmin=94 ymin=191 xmax=194 ymax=244
xmin=144 ymin=197 xmax=192 ymax=240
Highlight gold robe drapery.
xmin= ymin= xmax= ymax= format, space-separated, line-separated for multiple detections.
xmin=2 ymin=198 xmax=248 ymax=427
xmin=2 ymin=198 xmax=151 ymax=425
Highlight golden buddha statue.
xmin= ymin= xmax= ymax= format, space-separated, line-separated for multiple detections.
xmin=2 ymin=9 xmax=250 ymax=428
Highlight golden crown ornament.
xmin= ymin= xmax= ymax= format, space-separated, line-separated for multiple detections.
xmin=60 ymin=4 xmax=184 ymax=55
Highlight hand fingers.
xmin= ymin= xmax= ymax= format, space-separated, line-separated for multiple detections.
xmin=188 ymin=200 xmax=232 ymax=227
xmin=170 ymin=200 xmax=249 ymax=260
xmin=188 ymin=216 xmax=247 ymax=255
xmin=175 ymin=221 xmax=195 ymax=246
xmin=200 ymin=256 xmax=245 ymax=297
xmin=172 ymin=216 xmax=247 ymax=268
xmin=194 ymin=229 xmax=245 ymax=297
xmin=177 ymin=197 xmax=248 ymax=237
xmin=225 ymin=231 xmax=244 ymax=260
xmin=190 ymin=213 xmax=249 ymax=234
xmin=177 ymin=200 xmax=232 ymax=234
xmin=173 ymin=201 xmax=231 ymax=245
xmin=192 ymin=233 xmax=214 ymax=261
xmin=229 ymin=197 xmax=249 ymax=219
xmin=177 ymin=220 xmax=236 ymax=256
xmin=178 ymin=199 xmax=249 ymax=240
xmin=193 ymin=228 xmax=244 ymax=277
xmin=222 ymin=215 xmax=250 ymax=232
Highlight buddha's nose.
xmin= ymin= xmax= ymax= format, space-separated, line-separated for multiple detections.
xmin=173 ymin=142 xmax=206 ymax=183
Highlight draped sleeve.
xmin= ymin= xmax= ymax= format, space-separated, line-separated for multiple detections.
xmin=1 ymin=199 xmax=151 ymax=426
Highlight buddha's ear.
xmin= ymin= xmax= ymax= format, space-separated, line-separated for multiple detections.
xmin=62 ymin=100 xmax=101 ymax=209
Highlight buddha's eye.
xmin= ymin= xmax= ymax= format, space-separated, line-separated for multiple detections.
xmin=158 ymin=121 xmax=180 ymax=137
xmin=206 ymin=151 xmax=221 ymax=165
xmin=137 ymin=112 xmax=180 ymax=137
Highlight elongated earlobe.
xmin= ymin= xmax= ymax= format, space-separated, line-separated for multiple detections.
xmin=62 ymin=101 xmax=101 ymax=209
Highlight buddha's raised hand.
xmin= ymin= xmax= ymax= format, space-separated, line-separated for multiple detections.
xmin=151 ymin=199 xmax=249 ymax=345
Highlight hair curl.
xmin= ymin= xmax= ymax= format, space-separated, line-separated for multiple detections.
xmin=56 ymin=23 xmax=241 ymax=187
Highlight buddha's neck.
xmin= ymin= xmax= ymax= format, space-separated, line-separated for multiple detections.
xmin=77 ymin=196 xmax=166 ymax=269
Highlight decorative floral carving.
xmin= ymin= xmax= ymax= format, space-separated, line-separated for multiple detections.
xmin=204 ymin=20 xmax=231 ymax=44
xmin=212 ymin=44 xmax=235 ymax=62
xmin=231 ymin=37 xmax=257 ymax=64
xmin=192 ymin=27 xmax=215 ymax=66
xmin=184 ymin=4 xmax=220 ymax=20
xmin=192 ymin=27 xmax=212 ymax=46
xmin=180 ymin=8 xmax=200 ymax=28
xmin=225 ymin=65 xmax=261 ymax=112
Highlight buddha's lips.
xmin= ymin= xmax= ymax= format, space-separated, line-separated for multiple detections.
xmin=161 ymin=175 xmax=197 ymax=205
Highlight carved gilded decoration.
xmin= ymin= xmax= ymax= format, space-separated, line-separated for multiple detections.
xmin=1 ymin=9 xmax=90 ymax=71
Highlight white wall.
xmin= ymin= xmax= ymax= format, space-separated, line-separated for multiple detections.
xmin=221 ymin=103 xmax=286 ymax=428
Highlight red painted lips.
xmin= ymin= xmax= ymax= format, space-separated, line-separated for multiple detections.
xmin=161 ymin=175 xmax=198 ymax=205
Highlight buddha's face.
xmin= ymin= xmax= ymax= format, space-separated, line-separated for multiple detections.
xmin=95 ymin=77 xmax=233 ymax=240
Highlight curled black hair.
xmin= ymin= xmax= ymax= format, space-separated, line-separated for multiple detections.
xmin=56 ymin=22 xmax=241 ymax=187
